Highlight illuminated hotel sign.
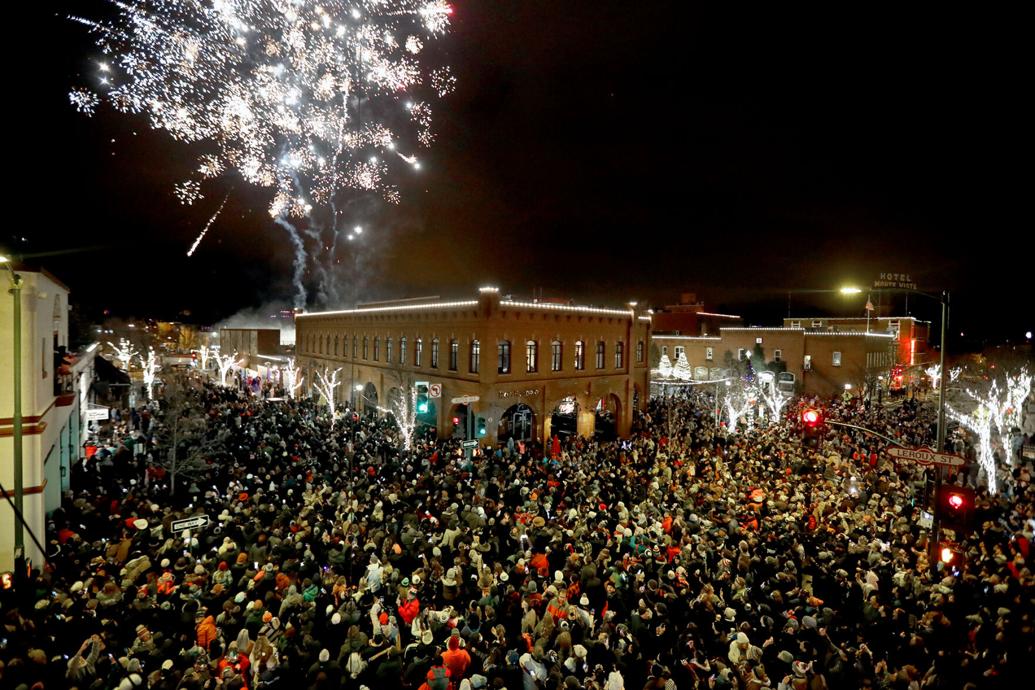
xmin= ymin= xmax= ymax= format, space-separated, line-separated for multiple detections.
xmin=873 ymin=273 xmax=917 ymax=290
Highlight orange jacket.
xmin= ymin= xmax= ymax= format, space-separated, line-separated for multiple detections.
xmin=441 ymin=645 xmax=470 ymax=681
xmin=196 ymin=615 xmax=218 ymax=650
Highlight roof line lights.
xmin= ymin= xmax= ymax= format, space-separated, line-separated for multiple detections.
xmin=808 ymin=331 xmax=896 ymax=338
xmin=652 ymin=335 xmax=722 ymax=341
xmin=299 ymin=300 xmax=479 ymax=317
xmin=696 ymin=311 xmax=742 ymax=319
xmin=500 ymin=300 xmax=633 ymax=317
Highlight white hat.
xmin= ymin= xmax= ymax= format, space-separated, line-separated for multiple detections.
xmin=331 ymin=613 xmax=342 ymax=625
xmin=161 ymin=659 xmax=174 ymax=671
xmin=319 ymin=649 xmax=330 ymax=663
xmin=133 ymin=518 xmax=148 ymax=530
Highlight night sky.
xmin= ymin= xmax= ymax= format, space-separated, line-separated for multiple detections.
xmin=14 ymin=3 xmax=1030 ymax=342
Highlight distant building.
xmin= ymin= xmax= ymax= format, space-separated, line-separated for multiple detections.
xmin=219 ymin=328 xmax=282 ymax=369
xmin=295 ymin=288 xmax=651 ymax=442
xmin=652 ymin=326 xmax=896 ymax=399
xmin=781 ymin=316 xmax=932 ymax=367
xmin=651 ymin=292 xmax=742 ymax=336
xmin=1 ymin=266 xmax=95 ymax=571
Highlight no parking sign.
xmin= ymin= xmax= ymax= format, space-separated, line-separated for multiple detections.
xmin=429 ymin=383 xmax=442 ymax=398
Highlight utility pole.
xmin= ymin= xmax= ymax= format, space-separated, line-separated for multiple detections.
xmin=2 ymin=257 xmax=24 ymax=558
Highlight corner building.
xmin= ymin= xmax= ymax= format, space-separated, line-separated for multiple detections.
xmin=295 ymin=288 xmax=651 ymax=443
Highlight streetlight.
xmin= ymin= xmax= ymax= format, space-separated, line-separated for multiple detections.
xmin=0 ymin=254 xmax=24 ymax=558
xmin=841 ymin=284 xmax=950 ymax=452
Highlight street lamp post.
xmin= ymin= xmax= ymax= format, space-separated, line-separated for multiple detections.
xmin=1 ymin=255 xmax=24 ymax=557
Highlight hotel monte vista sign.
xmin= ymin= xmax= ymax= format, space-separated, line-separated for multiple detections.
xmin=873 ymin=272 xmax=918 ymax=291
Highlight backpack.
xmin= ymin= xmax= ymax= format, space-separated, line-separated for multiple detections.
xmin=427 ymin=665 xmax=450 ymax=690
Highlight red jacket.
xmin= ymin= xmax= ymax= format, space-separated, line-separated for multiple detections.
xmin=399 ymin=596 xmax=421 ymax=625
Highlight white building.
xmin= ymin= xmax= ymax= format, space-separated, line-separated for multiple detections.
xmin=1 ymin=266 xmax=94 ymax=571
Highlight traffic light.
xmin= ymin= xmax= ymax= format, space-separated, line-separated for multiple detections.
xmin=415 ymin=381 xmax=430 ymax=415
xmin=935 ymin=486 xmax=975 ymax=533
xmin=801 ymin=408 xmax=823 ymax=449
xmin=936 ymin=541 xmax=965 ymax=572
xmin=476 ymin=416 xmax=487 ymax=437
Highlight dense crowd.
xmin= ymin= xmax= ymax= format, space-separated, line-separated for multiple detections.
xmin=1 ymin=373 xmax=1032 ymax=690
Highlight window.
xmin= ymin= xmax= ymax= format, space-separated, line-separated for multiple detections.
xmin=551 ymin=340 xmax=562 ymax=372
xmin=738 ymin=348 xmax=746 ymax=361
xmin=470 ymin=339 xmax=480 ymax=373
xmin=636 ymin=340 xmax=644 ymax=363
xmin=674 ymin=345 xmax=685 ymax=360
xmin=526 ymin=340 xmax=538 ymax=373
xmin=791 ymin=320 xmax=801 ymax=329
xmin=595 ymin=341 xmax=606 ymax=369
xmin=449 ymin=339 xmax=458 ymax=370
xmin=774 ymin=349 xmax=782 ymax=362
xmin=415 ymin=338 xmax=423 ymax=367
xmin=662 ymin=345 xmax=668 ymax=357
xmin=832 ymin=351 xmax=842 ymax=367
xmin=498 ymin=341 xmax=511 ymax=374
xmin=811 ymin=320 xmax=823 ymax=328
xmin=755 ymin=337 xmax=763 ymax=345
xmin=362 ymin=336 xmax=369 ymax=359
xmin=334 ymin=335 xmax=339 ymax=356
xmin=373 ymin=336 xmax=380 ymax=361
xmin=575 ymin=340 xmax=585 ymax=370
xmin=706 ymin=346 xmax=714 ymax=361
xmin=400 ymin=337 xmax=407 ymax=365
xmin=386 ymin=338 xmax=393 ymax=364
xmin=351 ymin=336 xmax=357 ymax=359
xmin=615 ymin=341 xmax=624 ymax=369
xmin=804 ymin=354 xmax=812 ymax=371
xmin=431 ymin=337 xmax=440 ymax=368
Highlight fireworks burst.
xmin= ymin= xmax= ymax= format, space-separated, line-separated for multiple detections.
xmin=70 ymin=0 xmax=454 ymax=218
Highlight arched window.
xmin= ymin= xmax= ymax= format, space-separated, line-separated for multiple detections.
xmin=615 ymin=341 xmax=625 ymax=369
xmin=386 ymin=337 xmax=394 ymax=364
xmin=551 ymin=340 xmax=562 ymax=372
xmin=334 ymin=335 xmax=339 ymax=356
xmin=362 ymin=336 xmax=369 ymax=359
xmin=497 ymin=340 xmax=511 ymax=374
xmin=470 ymin=339 xmax=480 ymax=374
xmin=400 ymin=337 xmax=407 ymax=365
xmin=449 ymin=339 xmax=459 ymax=370
xmin=574 ymin=340 xmax=585 ymax=370
xmin=431 ymin=337 xmax=440 ymax=368
xmin=526 ymin=340 xmax=538 ymax=373
xmin=415 ymin=337 xmax=423 ymax=367
xmin=351 ymin=335 xmax=357 ymax=359
xmin=373 ymin=336 xmax=380 ymax=361
xmin=595 ymin=341 xmax=606 ymax=369
xmin=636 ymin=340 xmax=644 ymax=363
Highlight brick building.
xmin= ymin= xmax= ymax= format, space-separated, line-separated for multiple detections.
xmin=782 ymin=316 xmax=931 ymax=367
xmin=295 ymin=288 xmax=651 ymax=443
xmin=652 ymin=326 xmax=895 ymax=399
xmin=651 ymin=292 xmax=742 ymax=336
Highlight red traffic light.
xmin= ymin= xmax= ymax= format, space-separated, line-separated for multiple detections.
xmin=452 ymin=416 xmax=460 ymax=426
xmin=940 ymin=546 xmax=954 ymax=564
xmin=948 ymin=494 xmax=964 ymax=509
xmin=802 ymin=409 xmax=820 ymax=425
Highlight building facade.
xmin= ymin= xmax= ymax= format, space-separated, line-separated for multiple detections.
xmin=652 ymin=326 xmax=896 ymax=399
xmin=1 ymin=267 xmax=94 ymax=571
xmin=295 ymin=288 xmax=651 ymax=443
xmin=651 ymin=292 xmax=743 ymax=336
xmin=782 ymin=316 xmax=931 ymax=367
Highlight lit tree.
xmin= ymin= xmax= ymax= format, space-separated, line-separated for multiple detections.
xmin=139 ymin=347 xmax=161 ymax=399
xmin=195 ymin=345 xmax=212 ymax=374
xmin=991 ymin=369 xmax=1032 ymax=467
xmin=314 ymin=367 xmax=343 ymax=419
xmin=108 ymin=338 xmax=139 ymax=370
xmin=383 ymin=386 xmax=419 ymax=451
xmin=657 ymin=354 xmax=673 ymax=378
xmin=283 ymin=357 xmax=305 ymax=399
xmin=758 ymin=380 xmax=791 ymax=422
xmin=672 ymin=351 xmax=692 ymax=381
xmin=153 ymin=382 xmax=226 ymax=496
xmin=216 ymin=350 xmax=240 ymax=387
xmin=723 ymin=381 xmax=755 ymax=433
xmin=947 ymin=401 xmax=996 ymax=494
xmin=925 ymin=364 xmax=962 ymax=390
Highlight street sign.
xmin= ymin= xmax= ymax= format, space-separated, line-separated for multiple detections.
xmin=86 ymin=407 xmax=110 ymax=422
xmin=918 ymin=510 xmax=934 ymax=529
xmin=450 ymin=395 xmax=480 ymax=405
xmin=462 ymin=440 xmax=479 ymax=449
xmin=429 ymin=383 xmax=442 ymax=398
xmin=887 ymin=446 xmax=965 ymax=468
xmin=171 ymin=515 xmax=210 ymax=532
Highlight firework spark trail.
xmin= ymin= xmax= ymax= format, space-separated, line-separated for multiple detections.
xmin=186 ymin=192 xmax=230 ymax=257
xmin=274 ymin=216 xmax=308 ymax=309
xmin=70 ymin=0 xmax=454 ymax=219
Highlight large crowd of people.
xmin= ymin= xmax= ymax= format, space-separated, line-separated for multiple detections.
xmin=1 ymin=372 xmax=1032 ymax=690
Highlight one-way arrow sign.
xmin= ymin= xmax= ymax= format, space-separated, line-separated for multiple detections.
xmin=171 ymin=515 xmax=210 ymax=532
xmin=887 ymin=446 xmax=965 ymax=468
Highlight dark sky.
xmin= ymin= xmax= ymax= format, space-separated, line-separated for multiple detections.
xmin=14 ymin=3 xmax=1031 ymax=341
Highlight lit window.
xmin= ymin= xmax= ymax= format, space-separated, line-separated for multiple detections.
xmin=526 ymin=340 xmax=538 ymax=373
xmin=431 ymin=337 xmax=439 ymax=369
xmin=706 ymin=346 xmax=713 ymax=361
xmin=575 ymin=340 xmax=585 ymax=370
xmin=400 ymin=337 xmax=407 ymax=365
xmin=833 ymin=351 xmax=842 ymax=367
xmin=373 ymin=336 xmax=380 ymax=361
xmin=636 ymin=341 xmax=644 ymax=363
xmin=774 ymin=349 xmax=782 ymax=362
xmin=386 ymin=338 xmax=393 ymax=363
xmin=470 ymin=339 xmax=480 ymax=373
xmin=551 ymin=341 xmax=562 ymax=371
xmin=595 ymin=341 xmax=605 ymax=369
xmin=614 ymin=342 xmax=624 ymax=368
xmin=415 ymin=338 xmax=423 ymax=367
xmin=498 ymin=341 xmax=511 ymax=374
xmin=449 ymin=339 xmax=458 ymax=370
xmin=362 ymin=336 xmax=368 ymax=359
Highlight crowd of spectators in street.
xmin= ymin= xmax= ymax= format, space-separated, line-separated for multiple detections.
xmin=1 ymin=373 xmax=1032 ymax=690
